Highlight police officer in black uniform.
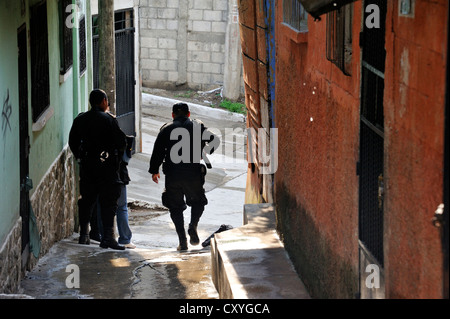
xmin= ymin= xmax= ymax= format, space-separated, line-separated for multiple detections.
xmin=69 ymin=89 xmax=127 ymax=250
xmin=149 ymin=103 xmax=220 ymax=251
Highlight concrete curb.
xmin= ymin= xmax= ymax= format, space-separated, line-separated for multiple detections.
xmin=142 ymin=93 xmax=246 ymax=123
xmin=211 ymin=203 xmax=311 ymax=299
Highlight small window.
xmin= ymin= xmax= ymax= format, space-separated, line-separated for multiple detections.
xmin=79 ymin=15 xmax=87 ymax=74
xmin=283 ymin=0 xmax=308 ymax=32
xmin=30 ymin=1 xmax=50 ymax=123
xmin=326 ymin=4 xmax=353 ymax=76
xmin=59 ymin=0 xmax=73 ymax=74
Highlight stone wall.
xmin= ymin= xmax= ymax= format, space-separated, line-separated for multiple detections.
xmin=0 ymin=219 xmax=22 ymax=294
xmin=0 ymin=146 xmax=77 ymax=294
xmin=28 ymin=146 xmax=77 ymax=269
xmin=139 ymin=0 xmax=231 ymax=91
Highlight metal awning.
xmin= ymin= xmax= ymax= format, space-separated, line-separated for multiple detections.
xmin=298 ymin=0 xmax=357 ymax=20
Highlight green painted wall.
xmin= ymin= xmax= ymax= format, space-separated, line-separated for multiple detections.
xmin=28 ymin=0 xmax=74 ymax=195
xmin=0 ymin=0 xmax=92 ymax=244
xmin=0 ymin=0 xmax=22 ymax=244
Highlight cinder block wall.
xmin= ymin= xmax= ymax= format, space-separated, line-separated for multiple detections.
xmin=139 ymin=0 xmax=228 ymax=91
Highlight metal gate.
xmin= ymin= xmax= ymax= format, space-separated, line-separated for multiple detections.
xmin=358 ymin=0 xmax=387 ymax=298
xmin=93 ymin=10 xmax=136 ymax=138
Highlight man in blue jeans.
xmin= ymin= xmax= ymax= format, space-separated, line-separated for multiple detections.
xmin=92 ymin=135 xmax=136 ymax=248
xmin=116 ymin=135 xmax=135 ymax=248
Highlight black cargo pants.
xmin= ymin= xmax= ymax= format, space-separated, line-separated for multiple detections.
xmin=162 ymin=168 xmax=208 ymax=236
xmin=78 ymin=178 xmax=121 ymax=232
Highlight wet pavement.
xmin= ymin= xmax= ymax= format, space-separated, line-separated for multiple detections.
xmin=18 ymin=93 xmax=248 ymax=299
xmin=20 ymin=233 xmax=218 ymax=299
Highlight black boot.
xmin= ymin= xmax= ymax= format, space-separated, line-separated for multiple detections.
xmin=189 ymin=205 xmax=203 ymax=246
xmin=188 ymin=223 xmax=200 ymax=246
xmin=177 ymin=229 xmax=188 ymax=251
xmin=100 ymin=227 xmax=125 ymax=250
xmin=89 ymin=230 xmax=102 ymax=242
xmin=170 ymin=210 xmax=188 ymax=251
xmin=178 ymin=238 xmax=188 ymax=251
xmin=79 ymin=223 xmax=90 ymax=245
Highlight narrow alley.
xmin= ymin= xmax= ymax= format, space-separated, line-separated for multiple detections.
xmin=1 ymin=0 xmax=448 ymax=303
xmin=17 ymin=92 xmax=248 ymax=299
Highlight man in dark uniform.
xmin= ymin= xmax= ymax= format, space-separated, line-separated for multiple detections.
xmin=69 ymin=89 xmax=127 ymax=250
xmin=149 ymin=103 xmax=220 ymax=251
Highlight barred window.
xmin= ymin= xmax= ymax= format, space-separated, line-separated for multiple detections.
xmin=326 ymin=4 xmax=353 ymax=76
xmin=283 ymin=0 xmax=308 ymax=32
xmin=30 ymin=1 xmax=50 ymax=122
xmin=59 ymin=0 xmax=73 ymax=74
xmin=79 ymin=15 xmax=87 ymax=74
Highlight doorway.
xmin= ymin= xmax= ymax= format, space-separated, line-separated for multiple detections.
xmin=358 ymin=0 xmax=387 ymax=299
xmin=92 ymin=9 xmax=136 ymax=142
xmin=18 ymin=24 xmax=30 ymax=270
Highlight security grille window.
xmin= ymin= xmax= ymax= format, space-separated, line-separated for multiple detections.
xmin=59 ymin=0 xmax=73 ymax=74
xmin=283 ymin=0 xmax=308 ymax=32
xmin=326 ymin=3 xmax=353 ymax=75
xmin=114 ymin=10 xmax=134 ymax=31
xmin=30 ymin=1 xmax=50 ymax=123
xmin=79 ymin=15 xmax=87 ymax=74
xmin=358 ymin=0 xmax=387 ymax=268
xmin=92 ymin=10 xmax=134 ymax=35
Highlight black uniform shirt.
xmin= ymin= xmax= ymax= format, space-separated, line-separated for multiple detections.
xmin=149 ymin=117 xmax=220 ymax=175
xmin=69 ymin=106 xmax=126 ymax=183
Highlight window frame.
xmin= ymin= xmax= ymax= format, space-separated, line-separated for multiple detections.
xmin=326 ymin=3 xmax=353 ymax=76
xmin=59 ymin=0 xmax=73 ymax=75
xmin=283 ymin=0 xmax=308 ymax=33
xmin=79 ymin=15 xmax=87 ymax=75
xmin=30 ymin=0 xmax=51 ymax=124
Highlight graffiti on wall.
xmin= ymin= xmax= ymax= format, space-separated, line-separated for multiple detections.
xmin=2 ymin=89 xmax=12 ymax=136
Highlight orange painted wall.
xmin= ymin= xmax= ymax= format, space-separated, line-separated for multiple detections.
xmin=383 ymin=0 xmax=447 ymax=298
xmin=274 ymin=2 xmax=363 ymax=298
xmin=239 ymin=0 xmax=447 ymax=298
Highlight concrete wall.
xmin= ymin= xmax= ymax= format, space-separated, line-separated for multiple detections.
xmin=139 ymin=0 xmax=242 ymax=95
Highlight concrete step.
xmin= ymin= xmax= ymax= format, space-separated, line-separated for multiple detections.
xmin=211 ymin=203 xmax=311 ymax=299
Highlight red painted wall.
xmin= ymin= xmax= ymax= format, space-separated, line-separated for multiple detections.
xmin=273 ymin=2 xmax=363 ymax=298
xmin=238 ymin=0 xmax=447 ymax=298
xmin=383 ymin=0 xmax=447 ymax=298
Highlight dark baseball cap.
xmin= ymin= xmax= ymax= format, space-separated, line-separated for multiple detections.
xmin=172 ymin=102 xmax=189 ymax=113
